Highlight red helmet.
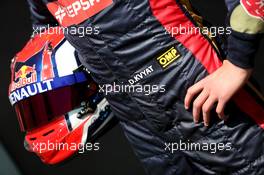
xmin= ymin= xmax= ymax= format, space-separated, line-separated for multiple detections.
xmin=8 ymin=27 xmax=114 ymax=165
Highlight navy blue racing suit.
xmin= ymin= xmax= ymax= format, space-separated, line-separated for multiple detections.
xmin=26 ymin=0 xmax=264 ymax=174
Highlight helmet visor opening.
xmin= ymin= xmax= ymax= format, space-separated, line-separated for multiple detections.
xmin=14 ymin=82 xmax=96 ymax=132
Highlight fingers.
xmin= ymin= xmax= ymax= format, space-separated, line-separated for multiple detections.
xmin=202 ymin=96 xmax=217 ymax=127
xmin=216 ymin=99 xmax=227 ymax=120
xmin=192 ymin=90 xmax=209 ymax=123
xmin=184 ymin=78 xmax=228 ymax=127
xmin=184 ymin=80 xmax=204 ymax=110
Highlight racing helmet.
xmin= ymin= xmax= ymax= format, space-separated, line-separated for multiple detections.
xmin=8 ymin=27 xmax=114 ymax=165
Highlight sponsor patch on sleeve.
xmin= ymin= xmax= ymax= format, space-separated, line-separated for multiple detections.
xmin=240 ymin=0 xmax=264 ymax=21
xmin=47 ymin=0 xmax=113 ymax=27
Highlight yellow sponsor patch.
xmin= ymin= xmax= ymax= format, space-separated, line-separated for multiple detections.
xmin=156 ymin=46 xmax=181 ymax=69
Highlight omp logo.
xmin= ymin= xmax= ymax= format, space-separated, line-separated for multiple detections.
xmin=47 ymin=0 xmax=113 ymax=27
xmin=156 ymin=46 xmax=181 ymax=69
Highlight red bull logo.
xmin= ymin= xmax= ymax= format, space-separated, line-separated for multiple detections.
xmin=11 ymin=65 xmax=37 ymax=91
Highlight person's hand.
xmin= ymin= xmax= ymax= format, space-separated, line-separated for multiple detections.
xmin=184 ymin=60 xmax=252 ymax=126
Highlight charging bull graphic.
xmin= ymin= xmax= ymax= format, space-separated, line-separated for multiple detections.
xmin=12 ymin=65 xmax=37 ymax=91
xmin=15 ymin=65 xmax=36 ymax=81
